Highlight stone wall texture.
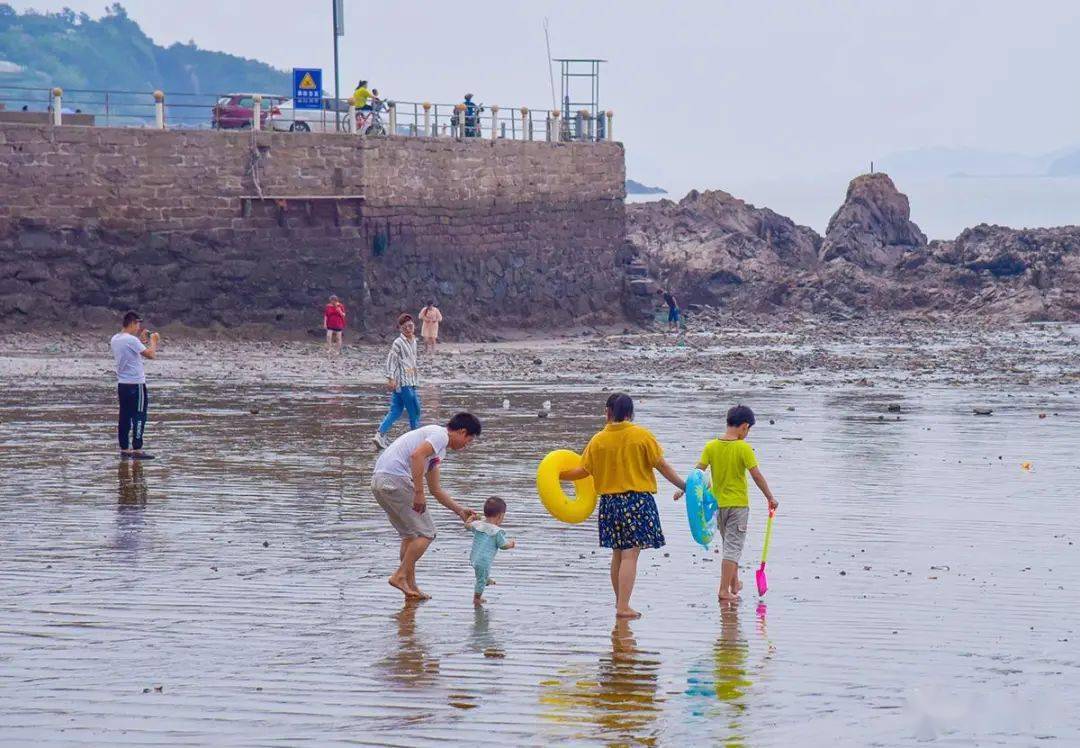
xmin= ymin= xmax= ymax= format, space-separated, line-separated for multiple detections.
xmin=0 ymin=124 xmax=625 ymax=334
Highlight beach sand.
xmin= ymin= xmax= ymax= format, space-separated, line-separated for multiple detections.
xmin=0 ymin=319 xmax=1077 ymax=745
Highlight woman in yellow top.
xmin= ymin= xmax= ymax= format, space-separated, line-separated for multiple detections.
xmin=561 ymin=393 xmax=686 ymax=619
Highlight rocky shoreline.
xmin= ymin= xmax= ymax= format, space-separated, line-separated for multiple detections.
xmin=2 ymin=314 xmax=1076 ymax=390
xmin=626 ymin=173 xmax=1080 ymax=322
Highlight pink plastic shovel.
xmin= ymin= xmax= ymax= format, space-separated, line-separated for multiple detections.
xmin=755 ymin=509 xmax=776 ymax=597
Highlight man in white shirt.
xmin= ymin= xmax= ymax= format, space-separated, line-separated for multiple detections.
xmin=371 ymin=412 xmax=482 ymax=599
xmin=109 ymin=310 xmax=159 ymax=459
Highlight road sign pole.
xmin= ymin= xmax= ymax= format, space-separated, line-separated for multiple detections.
xmin=332 ymin=0 xmax=341 ymax=131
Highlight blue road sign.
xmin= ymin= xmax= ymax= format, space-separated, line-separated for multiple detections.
xmin=292 ymin=68 xmax=323 ymax=110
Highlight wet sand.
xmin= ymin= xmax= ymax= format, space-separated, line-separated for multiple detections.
xmin=1 ymin=322 xmax=1078 ymax=745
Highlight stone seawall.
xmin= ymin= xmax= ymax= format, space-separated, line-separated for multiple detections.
xmin=0 ymin=124 xmax=625 ymax=333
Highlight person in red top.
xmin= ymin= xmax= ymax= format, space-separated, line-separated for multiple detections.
xmin=324 ymin=295 xmax=347 ymax=354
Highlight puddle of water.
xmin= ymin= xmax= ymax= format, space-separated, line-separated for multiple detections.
xmin=0 ymin=379 xmax=1077 ymax=745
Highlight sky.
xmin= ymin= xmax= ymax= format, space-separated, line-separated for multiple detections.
xmin=10 ymin=0 xmax=1080 ymax=236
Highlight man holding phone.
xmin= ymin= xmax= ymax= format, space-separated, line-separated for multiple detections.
xmin=110 ymin=310 xmax=160 ymax=459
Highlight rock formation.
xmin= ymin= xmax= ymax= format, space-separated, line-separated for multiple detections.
xmin=625 ymin=189 xmax=821 ymax=314
xmin=819 ymin=173 xmax=926 ymax=269
xmin=627 ymin=173 xmax=1079 ymax=321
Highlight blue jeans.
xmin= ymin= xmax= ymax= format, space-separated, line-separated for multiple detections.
xmin=379 ymin=386 xmax=421 ymax=434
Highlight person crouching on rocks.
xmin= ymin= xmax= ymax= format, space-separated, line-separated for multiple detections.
xmin=560 ymin=393 xmax=686 ymax=619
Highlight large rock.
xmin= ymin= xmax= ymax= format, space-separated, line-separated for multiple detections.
xmin=920 ymin=224 xmax=1080 ymax=320
xmin=626 ymin=189 xmax=821 ymax=308
xmin=819 ymin=173 xmax=926 ymax=269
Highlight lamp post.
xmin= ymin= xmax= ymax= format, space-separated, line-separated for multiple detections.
xmin=332 ymin=0 xmax=344 ymax=131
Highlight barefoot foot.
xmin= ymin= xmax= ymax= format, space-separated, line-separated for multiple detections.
xmin=473 ymin=595 xmax=485 ymax=606
xmin=388 ymin=575 xmax=418 ymax=598
xmin=411 ymin=588 xmax=432 ymax=600
xmin=615 ymin=608 xmax=642 ymax=619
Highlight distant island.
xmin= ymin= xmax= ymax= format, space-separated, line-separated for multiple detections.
xmin=0 ymin=3 xmax=287 ymax=95
xmin=626 ymin=179 xmax=667 ymax=195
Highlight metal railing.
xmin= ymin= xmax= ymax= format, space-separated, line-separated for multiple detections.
xmin=0 ymin=85 xmax=615 ymax=142
xmin=383 ymin=100 xmax=612 ymax=142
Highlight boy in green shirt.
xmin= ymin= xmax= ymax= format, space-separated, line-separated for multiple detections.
xmin=679 ymin=405 xmax=779 ymax=602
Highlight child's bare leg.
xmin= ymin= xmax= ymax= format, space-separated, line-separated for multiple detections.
xmin=473 ymin=566 xmax=487 ymax=605
xmin=615 ymin=548 xmax=642 ymax=618
xmin=719 ymin=560 xmax=740 ymax=600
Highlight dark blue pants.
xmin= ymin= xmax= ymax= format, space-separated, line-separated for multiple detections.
xmin=379 ymin=386 xmax=421 ymax=434
xmin=117 ymin=383 xmax=148 ymax=450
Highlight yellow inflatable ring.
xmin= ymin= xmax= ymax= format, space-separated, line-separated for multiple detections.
xmin=536 ymin=449 xmax=598 ymax=524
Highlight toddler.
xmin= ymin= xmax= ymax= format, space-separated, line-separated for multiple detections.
xmin=466 ymin=496 xmax=515 ymax=606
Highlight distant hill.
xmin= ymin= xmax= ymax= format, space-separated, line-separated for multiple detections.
xmin=1046 ymin=150 xmax=1080 ymax=177
xmin=880 ymin=145 xmax=1080 ymax=179
xmin=0 ymin=3 xmax=288 ymax=101
xmin=626 ymin=179 xmax=667 ymax=195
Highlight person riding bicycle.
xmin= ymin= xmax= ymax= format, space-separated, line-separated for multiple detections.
xmin=463 ymin=93 xmax=481 ymax=137
xmin=352 ymin=80 xmax=373 ymax=112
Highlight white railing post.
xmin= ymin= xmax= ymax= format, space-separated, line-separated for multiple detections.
xmin=521 ymin=107 xmax=530 ymax=141
xmin=153 ymin=90 xmax=165 ymax=129
xmin=490 ymin=105 xmax=499 ymax=140
xmin=388 ymin=101 xmax=397 ymax=135
xmin=347 ymin=102 xmax=356 ymax=133
xmin=586 ymin=111 xmax=595 ymax=140
xmin=550 ymin=111 xmax=559 ymax=142
xmin=51 ymin=87 xmax=63 ymax=125
xmin=607 ymin=110 xmax=614 ymax=141
xmin=422 ymin=102 xmax=431 ymax=137
xmin=251 ymin=94 xmax=262 ymax=131
xmin=455 ymin=104 xmax=465 ymax=141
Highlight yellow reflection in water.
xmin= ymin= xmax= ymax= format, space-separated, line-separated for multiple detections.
xmin=685 ymin=604 xmax=751 ymax=747
xmin=540 ymin=618 xmax=663 ymax=745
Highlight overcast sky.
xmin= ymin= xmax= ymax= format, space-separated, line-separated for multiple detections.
xmin=10 ymin=1 xmax=1080 ymax=233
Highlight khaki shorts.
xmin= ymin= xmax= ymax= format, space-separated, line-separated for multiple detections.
xmin=372 ymin=472 xmax=436 ymax=540
xmin=718 ymin=506 xmax=749 ymax=562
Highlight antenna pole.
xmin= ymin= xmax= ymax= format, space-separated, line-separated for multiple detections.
xmin=544 ymin=19 xmax=557 ymax=112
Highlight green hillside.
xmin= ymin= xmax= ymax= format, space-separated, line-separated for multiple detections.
xmin=0 ymin=3 xmax=288 ymax=98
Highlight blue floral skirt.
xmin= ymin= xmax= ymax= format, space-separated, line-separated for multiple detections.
xmin=598 ymin=491 xmax=665 ymax=550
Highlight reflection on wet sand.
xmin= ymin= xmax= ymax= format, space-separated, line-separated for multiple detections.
xmin=114 ymin=460 xmax=147 ymax=551
xmin=541 ymin=619 xmax=663 ymax=744
xmin=116 ymin=459 xmax=148 ymax=508
xmin=470 ymin=605 xmax=504 ymax=660
xmin=378 ymin=601 xmax=441 ymax=690
xmin=686 ymin=604 xmax=751 ymax=744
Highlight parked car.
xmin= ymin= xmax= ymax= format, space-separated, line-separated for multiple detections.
xmin=211 ymin=93 xmax=286 ymax=130
xmin=268 ymin=97 xmax=352 ymax=133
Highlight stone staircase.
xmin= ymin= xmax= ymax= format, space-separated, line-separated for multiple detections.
xmin=616 ymin=241 xmax=661 ymax=324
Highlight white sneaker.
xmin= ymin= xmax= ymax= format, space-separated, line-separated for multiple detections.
xmin=372 ymin=432 xmax=388 ymax=450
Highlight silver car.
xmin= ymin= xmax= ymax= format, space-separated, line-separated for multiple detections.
xmin=268 ymin=97 xmax=352 ymax=133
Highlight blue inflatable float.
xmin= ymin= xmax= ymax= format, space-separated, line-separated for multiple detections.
xmin=685 ymin=469 xmax=719 ymax=549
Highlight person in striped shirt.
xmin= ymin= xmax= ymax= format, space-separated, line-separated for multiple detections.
xmin=373 ymin=313 xmax=422 ymax=450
